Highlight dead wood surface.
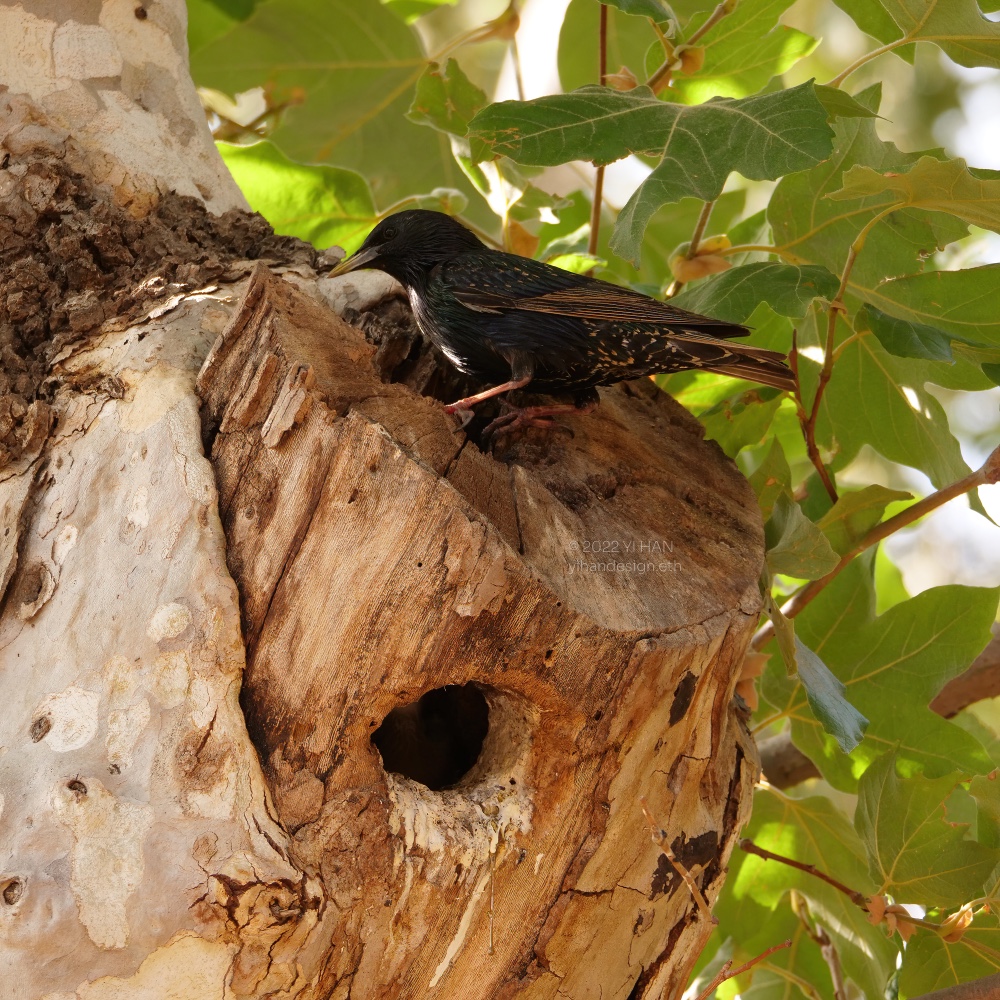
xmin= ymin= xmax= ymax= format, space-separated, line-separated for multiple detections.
xmin=198 ymin=265 xmax=766 ymax=1000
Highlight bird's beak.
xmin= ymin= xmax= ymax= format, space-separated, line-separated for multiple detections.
xmin=328 ymin=244 xmax=380 ymax=277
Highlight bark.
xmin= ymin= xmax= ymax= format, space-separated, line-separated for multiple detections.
xmin=196 ymin=264 xmax=765 ymax=999
xmin=1 ymin=3 xmax=766 ymax=997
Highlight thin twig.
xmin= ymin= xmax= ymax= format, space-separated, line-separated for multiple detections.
xmin=647 ymin=0 xmax=738 ymax=91
xmin=687 ymin=0 xmax=737 ymax=45
xmin=791 ymin=893 xmax=847 ymax=1000
xmin=693 ymin=939 xmax=792 ymax=1000
xmin=668 ymin=199 xmax=716 ymax=296
xmin=802 ymin=240 xmax=861 ymax=504
xmin=740 ymin=839 xmax=867 ymax=906
xmin=510 ymin=33 xmax=526 ymax=102
xmin=753 ymin=442 xmax=1000 ymax=650
xmin=827 ymin=37 xmax=911 ymax=89
xmin=685 ymin=199 xmax=715 ymax=259
xmin=640 ymin=798 xmax=717 ymax=923
xmin=587 ymin=4 xmax=609 ymax=262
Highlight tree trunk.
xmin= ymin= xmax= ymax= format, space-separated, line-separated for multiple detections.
xmin=0 ymin=3 xmax=763 ymax=997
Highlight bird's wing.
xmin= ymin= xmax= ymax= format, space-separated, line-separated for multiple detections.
xmin=441 ymin=253 xmax=750 ymax=338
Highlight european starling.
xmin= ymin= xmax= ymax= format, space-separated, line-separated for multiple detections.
xmin=330 ymin=210 xmax=794 ymax=431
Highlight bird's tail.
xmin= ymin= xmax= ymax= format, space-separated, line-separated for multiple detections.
xmin=709 ymin=355 xmax=797 ymax=391
xmin=682 ymin=334 xmax=797 ymax=391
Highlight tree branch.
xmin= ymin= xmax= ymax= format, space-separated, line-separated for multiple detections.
xmin=740 ymin=839 xmax=867 ymax=907
xmin=693 ymin=939 xmax=792 ymax=1000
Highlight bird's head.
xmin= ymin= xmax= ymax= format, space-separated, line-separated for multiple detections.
xmin=328 ymin=210 xmax=485 ymax=287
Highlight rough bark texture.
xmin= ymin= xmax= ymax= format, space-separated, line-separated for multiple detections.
xmin=196 ymin=264 xmax=764 ymax=999
xmin=2 ymin=4 xmax=764 ymax=995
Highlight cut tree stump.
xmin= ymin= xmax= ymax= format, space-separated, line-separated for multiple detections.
xmin=197 ymin=264 xmax=764 ymax=999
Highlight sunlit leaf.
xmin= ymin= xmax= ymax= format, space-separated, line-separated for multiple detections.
xmin=714 ymin=788 xmax=898 ymax=1000
xmin=901 ymin=915 xmax=1000 ymax=996
xmin=602 ymin=0 xmax=675 ymax=21
xmin=671 ymin=262 xmax=839 ymax=322
xmin=192 ymin=0 xmax=472 ymax=208
xmin=762 ymin=565 xmax=999 ymax=790
xmin=833 ymin=0 xmax=1000 ymax=71
xmin=467 ymin=82 xmax=834 ymax=265
xmin=669 ymin=0 xmax=818 ymax=104
xmin=765 ymin=493 xmax=841 ymax=579
xmin=817 ymin=484 xmax=913 ymax=555
xmin=828 ymin=155 xmax=1000 ymax=235
xmin=856 ymin=752 xmax=1000 ymax=905
xmin=217 ymin=141 xmax=377 ymax=251
xmin=382 ymin=0 xmax=459 ymax=23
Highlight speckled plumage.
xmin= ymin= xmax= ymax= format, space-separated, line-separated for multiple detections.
xmin=330 ymin=210 xmax=795 ymax=409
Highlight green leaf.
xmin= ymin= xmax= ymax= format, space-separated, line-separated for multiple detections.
xmin=863 ymin=265 xmax=1000 ymax=348
xmin=671 ymin=262 xmax=839 ymax=322
xmin=407 ymin=59 xmax=487 ymax=138
xmin=765 ymin=493 xmax=841 ymax=579
xmin=857 ymin=303 xmax=955 ymax=362
xmin=749 ymin=436 xmax=792 ymax=521
xmin=612 ymin=84 xmax=835 ymax=264
xmin=795 ymin=634 xmax=869 ymax=753
xmin=192 ymin=0 xmax=470 ymax=208
xmin=814 ymin=83 xmax=881 ymax=119
xmin=714 ymin=788 xmax=898 ymax=1000
xmin=382 ymin=0 xmax=458 ymax=23
xmin=769 ymin=85 xmax=968 ymax=298
xmin=602 ymin=0 xmax=675 ymax=20
xmin=187 ymin=0 xmax=260 ymax=54
xmin=558 ymin=0 xmax=656 ymax=95
xmin=835 ymin=0 xmax=1000 ymax=72
xmin=812 ymin=309 xmax=973 ymax=490
xmin=828 ymin=155 xmax=1000 ymax=235
xmin=546 ymin=252 xmax=608 ymax=273
xmin=669 ymin=0 xmax=818 ymax=105
xmin=217 ymin=141 xmax=377 ymax=251
xmin=764 ymin=570 xmax=999 ymax=789
xmin=817 ymin=484 xmax=913 ymax=556
xmin=831 ymin=0 xmax=915 ymax=60
xmin=856 ymin=752 xmax=1000 ymax=905
xmin=984 ymin=363 xmax=1000 ymax=387
xmin=700 ymin=388 xmax=784 ymax=458
xmin=901 ymin=916 xmax=1000 ymax=996
xmin=970 ymin=773 xmax=1000 ymax=849
xmin=467 ymin=82 xmax=834 ymax=265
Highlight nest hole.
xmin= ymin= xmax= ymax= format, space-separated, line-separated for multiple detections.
xmin=371 ymin=683 xmax=490 ymax=791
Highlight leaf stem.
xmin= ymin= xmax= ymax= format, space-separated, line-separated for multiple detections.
xmin=753 ymin=442 xmax=1000 ymax=650
xmin=510 ymin=33 xmax=526 ymax=102
xmin=791 ymin=894 xmax=847 ymax=1000
xmin=588 ymin=4 xmax=609 ymax=262
xmin=693 ymin=939 xmax=792 ymax=1000
xmin=827 ymin=37 xmax=912 ymax=89
xmin=687 ymin=0 xmax=738 ymax=46
xmin=740 ymin=839 xmax=867 ymax=906
xmin=719 ymin=243 xmax=798 ymax=261
xmin=686 ymin=199 xmax=715 ymax=259
xmin=667 ymin=199 xmax=717 ymax=296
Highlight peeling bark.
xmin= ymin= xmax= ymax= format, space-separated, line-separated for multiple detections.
xmin=2 ymin=3 xmax=765 ymax=996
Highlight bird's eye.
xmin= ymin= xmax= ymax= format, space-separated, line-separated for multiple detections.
xmin=382 ymin=226 xmax=397 ymax=241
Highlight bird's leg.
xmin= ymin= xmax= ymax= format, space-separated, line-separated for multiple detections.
xmin=442 ymin=375 xmax=532 ymax=415
xmin=443 ymin=352 xmax=535 ymax=418
xmin=483 ymin=390 xmax=599 ymax=441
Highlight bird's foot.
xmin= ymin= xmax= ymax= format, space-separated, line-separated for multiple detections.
xmin=444 ymin=404 xmax=476 ymax=429
xmin=482 ymin=401 xmax=593 ymax=444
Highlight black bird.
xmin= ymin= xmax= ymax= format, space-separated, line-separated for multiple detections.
xmin=330 ymin=210 xmax=794 ymax=432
